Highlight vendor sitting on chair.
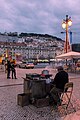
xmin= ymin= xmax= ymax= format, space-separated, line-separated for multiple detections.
xmin=48 ymin=66 xmax=69 ymax=105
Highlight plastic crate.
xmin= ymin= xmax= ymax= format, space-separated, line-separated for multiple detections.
xmin=17 ymin=93 xmax=31 ymax=107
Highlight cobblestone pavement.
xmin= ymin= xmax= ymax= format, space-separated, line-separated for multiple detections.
xmin=0 ymin=68 xmax=80 ymax=120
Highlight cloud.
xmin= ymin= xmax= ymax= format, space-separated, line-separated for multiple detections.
xmin=0 ymin=0 xmax=80 ymax=43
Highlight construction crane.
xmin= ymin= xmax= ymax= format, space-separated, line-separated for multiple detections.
xmin=61 ymin=31 xmax=73 ymax=44
xmin=61 ymin=31 xmax=80 ymax=44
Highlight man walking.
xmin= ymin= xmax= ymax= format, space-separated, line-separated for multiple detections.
xmin=7 ymin=60 xmax=11 ymax=79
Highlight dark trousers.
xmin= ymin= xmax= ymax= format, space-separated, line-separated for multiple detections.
xmin=12 ymin=69 xmax=16 ymax=79
xmin=49 ymin=86 xmax=63 ymax=105
xmin=7 ymin=69 xmax=10 ymax=78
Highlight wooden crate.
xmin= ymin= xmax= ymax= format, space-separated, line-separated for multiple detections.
xmin=17 ymin=93 xmax=31 ymax=107
xmin=34 ymin=97 xmax=49 ymax=108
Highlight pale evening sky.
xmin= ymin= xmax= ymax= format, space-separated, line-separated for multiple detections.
xmin=0 ymin=0 xmax=80 ymax=43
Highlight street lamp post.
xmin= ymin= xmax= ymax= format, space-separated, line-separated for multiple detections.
xmin=62 ymin=15 xmax=72 ymax=53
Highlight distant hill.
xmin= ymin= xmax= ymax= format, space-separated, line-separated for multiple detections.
xmin=19 ymin=33 xmax=63 ymax=41
xmin=0 ymin=32 xmax=63 ymax=42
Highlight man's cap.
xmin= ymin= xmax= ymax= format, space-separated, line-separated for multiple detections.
xmin=57 ymin=66 xmax=63 ymax=71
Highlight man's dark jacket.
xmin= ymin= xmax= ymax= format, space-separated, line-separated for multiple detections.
xmin=52 ymin=70 xmax=69 ymax=90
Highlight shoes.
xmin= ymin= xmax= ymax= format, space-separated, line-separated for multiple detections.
xmin=7 ymin=77 xmax=11 ymax=79
xmin=12 ymin=77 xmax=17 ymax=79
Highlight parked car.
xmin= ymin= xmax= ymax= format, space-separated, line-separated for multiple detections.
xmin=19 ymin=62 xmax=27 ymax=69
xmin=18 ymin=62 xmax=34 ymax=69
xmin=16 ymin=61 xmax=22 ymax=68
xmin=26 ymin=62 xmax=34 ymax=69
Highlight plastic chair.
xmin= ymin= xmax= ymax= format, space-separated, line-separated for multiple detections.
xmin=58 ymin=82 xmax=76 ymax=114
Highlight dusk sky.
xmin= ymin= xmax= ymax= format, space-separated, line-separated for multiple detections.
xmin=0 ymin=0 xmax=80 ymax=43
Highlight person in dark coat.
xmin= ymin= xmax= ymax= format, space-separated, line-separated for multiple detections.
xmin=48 ymin=66 xmax=69 ymax=105
xmin=7 ymin=60 xmax=11 ymax=79
xmin=52 ymin=66 xmax=69 ymax=90
xmin=11 ymin=61 xmax=17 ymax=79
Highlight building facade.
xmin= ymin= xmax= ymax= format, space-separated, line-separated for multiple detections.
xmin=0 ymin=33 xmax=64 ymax=62
xmin=0 ymin=41 xmax=64 ymax=62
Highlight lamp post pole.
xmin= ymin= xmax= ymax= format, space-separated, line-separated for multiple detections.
xmin=65 ymin=15 xmax=68 ymax=53
xmin=62 ymin=15 xmax=72 ymax=53
xmin=62 ymin=15 xmax=72 ymax=65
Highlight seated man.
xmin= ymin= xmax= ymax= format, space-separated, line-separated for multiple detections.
xmin=48 ymin=66 xmax=69 ymax=105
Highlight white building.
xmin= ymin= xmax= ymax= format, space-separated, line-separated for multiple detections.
xmin=0 ymin=41 xmax=64 ymax=61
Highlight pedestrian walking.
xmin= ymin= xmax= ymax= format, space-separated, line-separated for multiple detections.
xmin=6 ymin=60 xmax=11 ymax=79
xmin=11 ymin=61 xmax=17 ymax=79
